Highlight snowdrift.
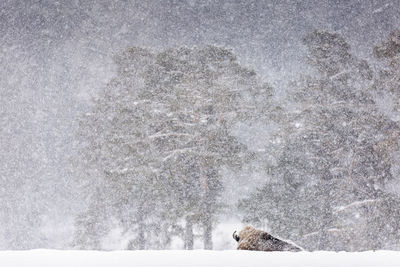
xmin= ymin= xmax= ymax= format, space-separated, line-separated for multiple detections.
xmin=0 ymin=249 xmax=399 ymax=267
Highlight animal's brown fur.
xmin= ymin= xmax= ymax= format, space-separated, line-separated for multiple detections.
xmin=233 ymin=226 xmax=301 ymax=252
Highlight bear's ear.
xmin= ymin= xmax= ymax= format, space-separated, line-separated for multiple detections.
xmin=233 ymin=231 xmax=240 ymax=242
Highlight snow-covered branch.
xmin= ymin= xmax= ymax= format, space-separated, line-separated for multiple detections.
xmin=333 ymin=199 xmax=381 ymax=213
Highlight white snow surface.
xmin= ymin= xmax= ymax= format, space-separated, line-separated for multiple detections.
xmin=0 ymin=250 xmax=399 ymax=267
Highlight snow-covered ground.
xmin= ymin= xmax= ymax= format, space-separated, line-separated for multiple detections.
xmin=1 ymin=250 xmax=399 ymax=267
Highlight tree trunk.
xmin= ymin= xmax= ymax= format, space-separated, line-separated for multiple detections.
xmin=318 ymin=227 xmax=328 ymax=250
xmin=200 ymin=160 xmax=213 ymax=250
xmin=137 ymin=221 xmax=145 ymax=250
xmin=184 ymin=216 xmax=194 ymax=250
xmin=137 ymin=202 xmax=146 ymax=250
xmin=128 ymin=203 xmax=146 ymax=250
xmin=318 ymin=200 xmax=332 ymax=250
xmin=203 ymin=213 xmax=213 ymax=249
xmin=202 ymin=197 xmax=213 ymax=250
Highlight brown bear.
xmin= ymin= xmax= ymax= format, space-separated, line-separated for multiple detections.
xmin=233 ymin=226 xmax=302 ymax=252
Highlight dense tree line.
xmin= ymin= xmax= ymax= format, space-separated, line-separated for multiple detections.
xmin=75 ymin=29 xmax=400 ymax=251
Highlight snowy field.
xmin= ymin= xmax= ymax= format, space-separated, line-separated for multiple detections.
xmin=1 ymin=250 xmax=399 ymax=267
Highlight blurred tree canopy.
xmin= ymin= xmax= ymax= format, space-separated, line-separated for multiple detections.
xmin=74 ymin=45 xmax=273 ymax=250
xmin=239 ymin=30 xmax=400 ymax=251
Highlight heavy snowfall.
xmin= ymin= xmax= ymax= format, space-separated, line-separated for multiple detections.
xmin=2 ymin=0 xmax=400 ymax=264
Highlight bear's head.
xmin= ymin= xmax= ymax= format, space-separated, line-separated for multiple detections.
xmin=232 ymin=225 xmax=256 ymax=243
